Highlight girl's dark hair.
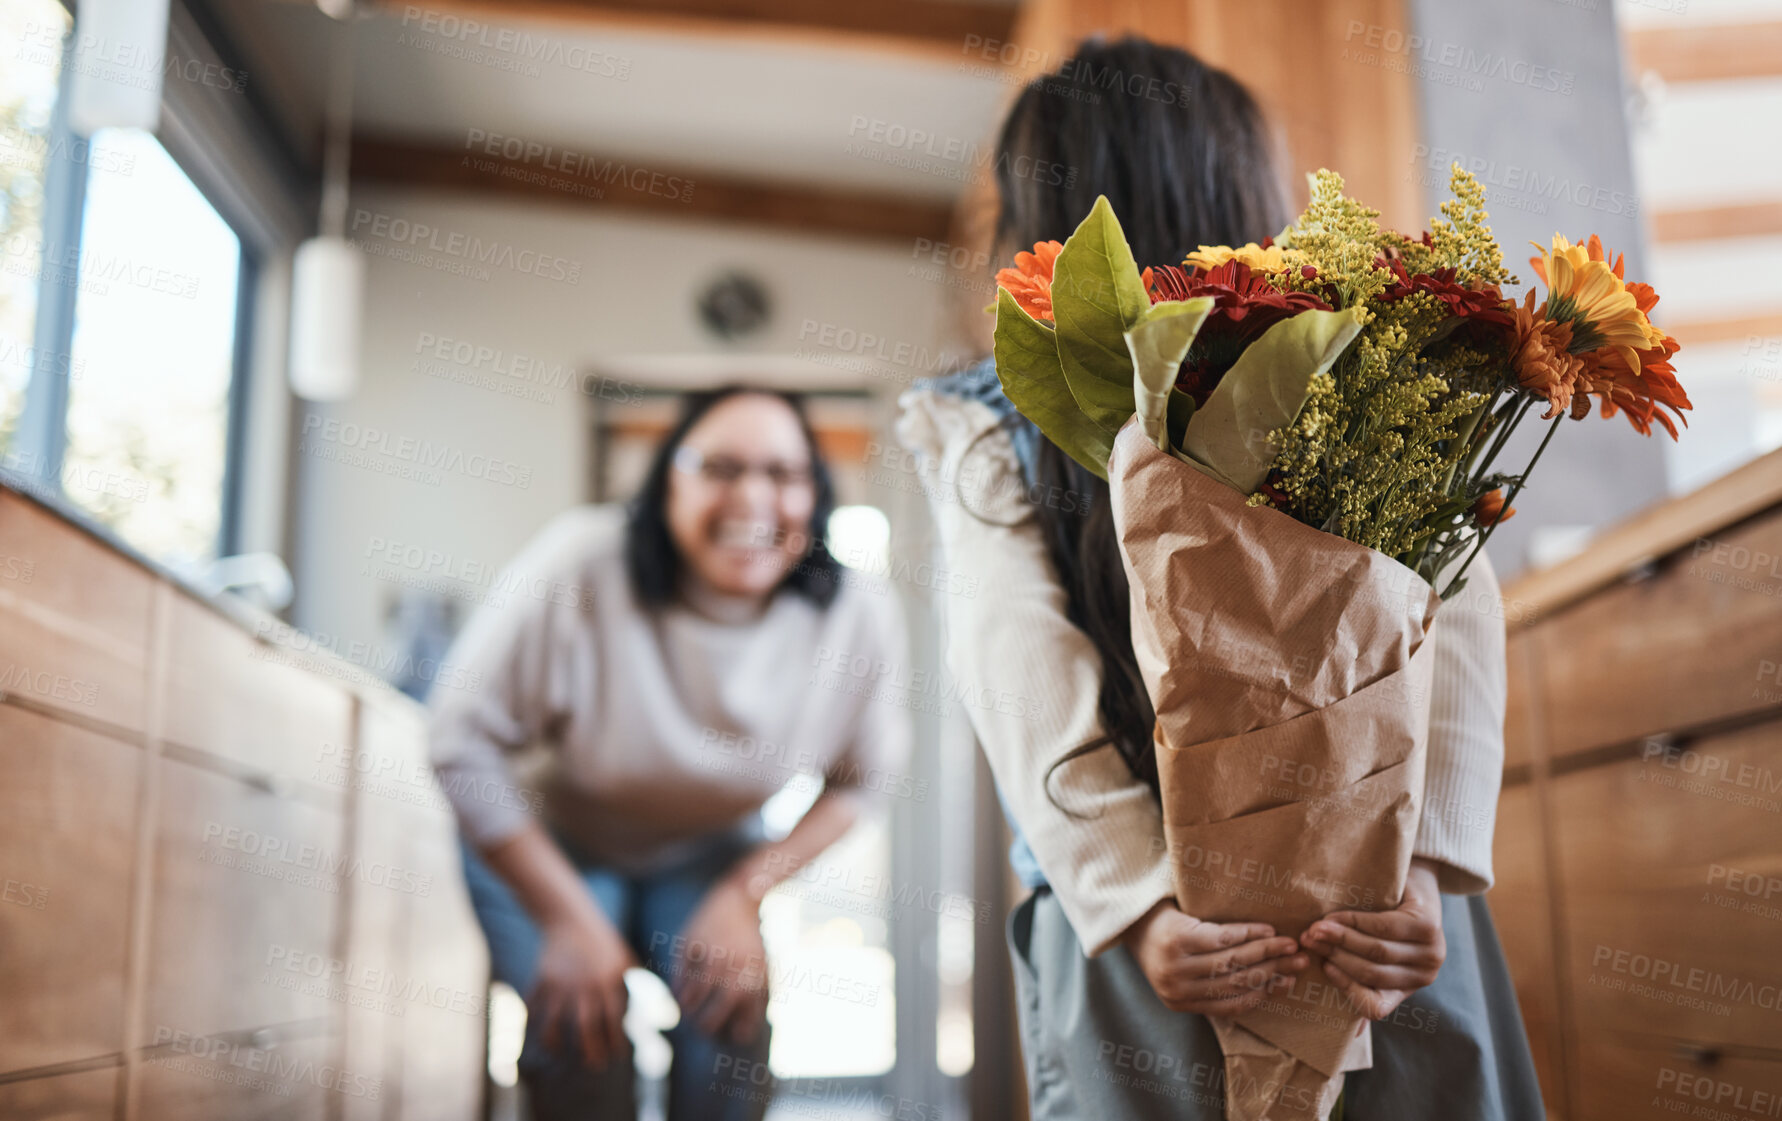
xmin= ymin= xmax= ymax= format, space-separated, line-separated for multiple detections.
xmin=994 ymin=37 xmax=1289 ymax=797
xmin=625 ymin=385 xmax=841 ymax=608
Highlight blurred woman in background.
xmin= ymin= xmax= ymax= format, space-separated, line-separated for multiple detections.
xmin=430 ymin=385 xmax=908 ymax=1121
xmin=899 ymin=37 xmax=1542 ymax=1119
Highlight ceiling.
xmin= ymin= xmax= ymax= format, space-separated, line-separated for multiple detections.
xmin=205 ymin=0 xmax=1019 ymax=203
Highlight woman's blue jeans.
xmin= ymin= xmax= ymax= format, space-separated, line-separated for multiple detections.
xmin=460 ymin=835 xmax=773 ymax=1121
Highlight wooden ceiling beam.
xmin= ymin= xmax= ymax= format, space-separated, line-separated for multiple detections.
xmin=351 ymin=0 xmax=1018 ymax=59
xmin=1652 ymin=200 xmax=1782 ymax=243
xmin=1666 ymin=311 xmax=1782 ymax=349
xmin=349 ymin=135 xmax=955 ymax=244
xmin=1624 ymin=21 xmax=1782 ymax=83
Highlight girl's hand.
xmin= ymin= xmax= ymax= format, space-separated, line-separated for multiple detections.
xmin=1301 ymin=859 xmax=1446 ymax=1020
xmin=672 ymin=877 xmax=771 ymax=1045
xmin=1121 ymin=900 xmax=1308 ymax=1016
xmin=533 ymin=910 xmax=638 ymax=1068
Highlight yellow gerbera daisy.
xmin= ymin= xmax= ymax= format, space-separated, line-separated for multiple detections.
xmin=1185 ymin=241 xmax=1288 ymax=272
xmin=1529 ymin=234 xmax=1666 ymax=375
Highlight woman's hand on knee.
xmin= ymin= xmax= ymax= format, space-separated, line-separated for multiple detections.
xmin=1301 ymin=859 xmax=1446 ymax=1020
xmin=533 ymin=911 xmax=638 ymax=1069
xmin=1120 ymin=900 xmax=1306 ymax=1017
xmin=673 ymin=877 xmax=770 ymax=1046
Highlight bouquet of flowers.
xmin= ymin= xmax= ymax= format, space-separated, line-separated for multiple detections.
xmin=992 ymin=166 xmax=1686 ymax=1120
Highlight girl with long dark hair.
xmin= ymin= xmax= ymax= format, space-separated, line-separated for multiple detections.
xmin=898 ymin=37 xmax=1542 ymax=1118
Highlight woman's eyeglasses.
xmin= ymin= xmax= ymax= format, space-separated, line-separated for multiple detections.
xmin=673 ymin=445 xmax=815 ymax=490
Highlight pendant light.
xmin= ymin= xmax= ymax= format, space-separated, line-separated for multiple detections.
xmin=289 ymin=4 xmax=365 ymax=402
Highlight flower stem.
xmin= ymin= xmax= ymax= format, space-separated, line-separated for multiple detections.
xmin=1473 ymin=395 xmax=1533 ymax=482
xmin=1444 ymin=412 xmax=1563 ymax=595
xmin=1442 ymin=391 xmax=1497 ymax=497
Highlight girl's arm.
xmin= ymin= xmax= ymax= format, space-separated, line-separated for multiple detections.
xmin=1414 ymin=550 xmax=1509 ymax=894
xmin=896 ymin=389 xmax=1178 ymax=956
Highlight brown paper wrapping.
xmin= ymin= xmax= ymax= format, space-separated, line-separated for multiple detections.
xmin=1107 ymin=419 xmax=1441 ymax=1121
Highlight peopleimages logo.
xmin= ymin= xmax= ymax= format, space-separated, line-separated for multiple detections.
xmin=845 ymin=115 xmax=1076 ymax=188
xmin=150 ymin=1026 xmax=382 ymax=1100
xmin=1591 ymin=944 xmax=1782 ymax=1011
xmin=199 ymin=821 xmax=435 ymax=897
xmin=350 ymin=208 xmax=582 ymax=284
xmin=397 ymin=6 xmax=631 ymax=80
xmin=299 ymin=415 xmax=534 ymax=489
xmin=1408 ymin=145 xmax=1638 ymax=218
xmin=462 ymin=129 xmax=693 ymax=202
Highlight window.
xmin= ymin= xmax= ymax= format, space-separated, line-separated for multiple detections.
xmin=62 ymin=128 xmax=244 ymax=566
xmin=0 ymin=0 xmax=253 ymax=570
xmin=0 ymin=0 xmax=68 ymax=447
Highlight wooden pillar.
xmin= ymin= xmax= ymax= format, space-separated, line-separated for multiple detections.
xmin=948 ymin=0 xmax=1422 ymax=351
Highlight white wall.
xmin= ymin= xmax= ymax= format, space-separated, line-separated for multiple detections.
xmin=290 ymin=186 xmax=963 ymax=655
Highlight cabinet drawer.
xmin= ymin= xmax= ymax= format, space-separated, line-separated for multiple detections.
xmin=1568 ymin=1034 xmax=1782 ymax=1121
xmin=337 ymin=701 xmax=435 ymax=1121
xmin=0 ymin=1067 xmax=118 ymax=1121
xmin=135 ymin=1026 xmax=346 ymax=1121
xmin=392 ymin=802 xmax=487 ymax=1121
xmin=1553 ymin=722 xmax=1782 ymax=1101
xmin=0 ymin=705 xmax=138 ymax=1074
xmin=1535 ymin=511 xmax=1782 ymax=759
xmin=0 ymin=491 xmax=153 ymax=734
xmin=145 ymin=758 xmax=348 ymax=1043
xmin=1487 ymin=783 xmax=1565 ymax=1110
xmin=160 ymin=592 xmax=353 ymax=793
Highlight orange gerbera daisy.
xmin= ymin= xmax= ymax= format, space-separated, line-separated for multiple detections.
xmin=1573 ymin=270 xmax=1691 ymax=438
xmin=996 ymin=240 xmax=1063 ymax=322
xmin=1509 ymin=289 xmax=1586 ymax=419
xmin=1528 ymin=234 xmax=1666 ymax=375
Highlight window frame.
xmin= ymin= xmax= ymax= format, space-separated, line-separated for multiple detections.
xmin=5 ymin=0 xmax=277 ymax=565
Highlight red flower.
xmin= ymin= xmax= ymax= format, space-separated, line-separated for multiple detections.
xmin=1376 ymin=258 xmax=1513 ymax=328
xmin=1144 ymin=260 xmax=1333 ymax=403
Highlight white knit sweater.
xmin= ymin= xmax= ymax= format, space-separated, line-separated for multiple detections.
xmin=896 ymin=390 xmax=1507 ymax=956
xmin=426 ymin=504 xmax=911 ymax=874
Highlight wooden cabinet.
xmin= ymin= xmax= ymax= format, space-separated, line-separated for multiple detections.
xmin=0 ymin=491 xmax=153 ymax=735
xmin=0 ymin=708 xmax=138 ymax=1073
xmin=0 ymin=1068 xmax=118 ymax=1121
xmin=145 ymin=757 xmax=349 ymax=1041
xmin=0 ymin=486 xmax=488 ymax=1121
xmin=133 ymin=1026 xmax=341 ymax=1121
xmin=161 ymin=590 xmax=355 ymax=798
xmin=1492 ymin=450 xmax=1782 ymax=1120
xmin=1486 ymin=783 xmax=1565 ymax=1110
xmin=392 ymin=797 xmax=490 ymax=1121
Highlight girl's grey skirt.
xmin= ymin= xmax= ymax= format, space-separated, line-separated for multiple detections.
xmin=1008 ymin=888 xmax=1545 ymax=1119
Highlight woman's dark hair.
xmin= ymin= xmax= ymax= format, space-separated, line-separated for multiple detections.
xmin=995 ymin=37 xmax=1289 ymax=797
xmin=625 ymin=384 xmax=842 ymax=608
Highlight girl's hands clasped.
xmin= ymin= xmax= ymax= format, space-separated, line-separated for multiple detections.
xmin=1301 ymin=858 xmax=1446 ymax=1020
xmin=1122 ymin=900 xmax=1309 ymax=1016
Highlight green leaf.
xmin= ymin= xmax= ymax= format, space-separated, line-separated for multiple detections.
xmin=992 ymin=288 xmax=1112 ymax=479
xmin=1125 ymin=297 xmax=1212 ymax=453
xmin=1051 ymin=196 xmax=1152 ymax=435
xmin=1180 ymin=306 xmax=1366 ymax=493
